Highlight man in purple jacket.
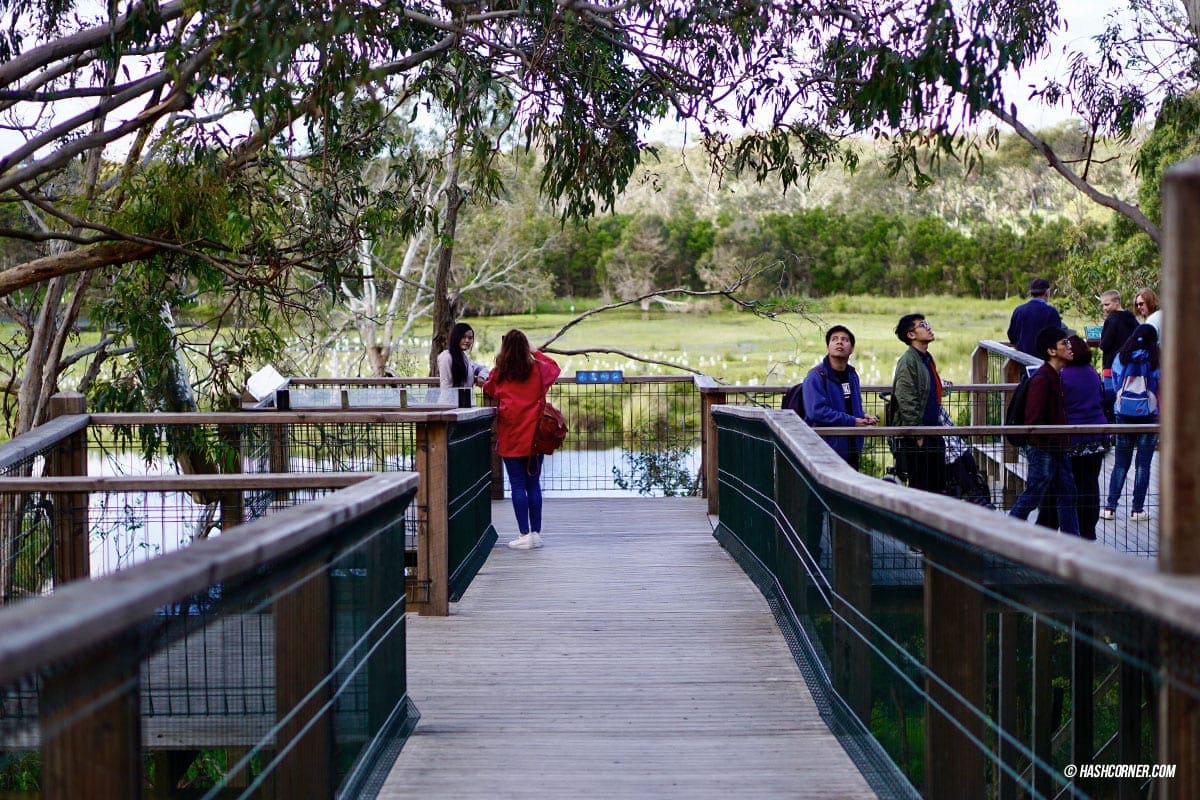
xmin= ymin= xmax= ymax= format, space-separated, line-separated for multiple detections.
xmin=1007 ymin=278 xmax=1064 ymax=359
xmin=1008 ymin=326 xmax=1080 ymax=535
xmin=802 ymin=325 xmax=879 ymax=468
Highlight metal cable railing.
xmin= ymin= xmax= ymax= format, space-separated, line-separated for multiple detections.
xmin=714 ymin=406 xmax=1196 ymax=799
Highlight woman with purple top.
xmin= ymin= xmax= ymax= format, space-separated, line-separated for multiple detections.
xmin=1061 ymin=335 xmax=1109 ymax=540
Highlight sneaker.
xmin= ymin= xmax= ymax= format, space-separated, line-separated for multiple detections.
xmin=1130 ymin=511 xmax=1151 ymax=521
xmin=530 ymin=532 xmax=544 ymax=548
xmin=508 ymin=533 xmax=535 ymax=550
xmin=1099 ymin=508 xmax=1115 ymax=520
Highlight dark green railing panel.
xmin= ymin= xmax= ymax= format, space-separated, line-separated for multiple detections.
xmin=713 ymin=406 xmax=1200 ymax=800
xmin=446 ymin=415 xmax=497 ymax=601
xmin=716 ymin=413 xmax=776 ymax=571
xmin=0 ymin=474 xmax=419 ymax=799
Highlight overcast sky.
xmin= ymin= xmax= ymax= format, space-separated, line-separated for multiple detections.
xmin=644 ymin=0 xmax=1129 ymax=145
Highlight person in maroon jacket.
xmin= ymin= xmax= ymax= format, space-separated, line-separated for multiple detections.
xmin=1008 ymin=327 xmax=1080 ymax=535
xmin=483 ymin=329 xmax=561 ymax=550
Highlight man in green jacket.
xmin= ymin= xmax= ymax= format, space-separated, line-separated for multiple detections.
xmin=891 ymin=313 xmax=947 ymax=492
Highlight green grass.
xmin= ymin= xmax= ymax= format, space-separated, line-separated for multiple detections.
xmin=468 ymin=294 xmax=1093 ymax=386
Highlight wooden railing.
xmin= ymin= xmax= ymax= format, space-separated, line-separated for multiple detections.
xmin=714 ymin=405 xmax=1200 ymax=798
xmin=0 ymin=398 xmax=497 ymax=615
xmin=0 ymin=472 xmax=419 ymax=799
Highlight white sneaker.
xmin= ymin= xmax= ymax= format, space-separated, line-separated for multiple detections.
xmin=1130 ymin=511 xmax=1151 ymax=521
xmin=508 ymin=533 xmax=535 ymax=550
xmin=530 ymin=532 xmax=544 ymax=548
xmin=1099 ymin=508 xmax=1115 ymax=520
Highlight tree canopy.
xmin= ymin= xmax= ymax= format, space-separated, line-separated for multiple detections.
xmin=1 ymin=0 xmax=1199 ymax=431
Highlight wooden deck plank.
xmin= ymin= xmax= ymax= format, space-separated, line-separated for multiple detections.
xmin=380 ymin=497 xmax=877 ymax=800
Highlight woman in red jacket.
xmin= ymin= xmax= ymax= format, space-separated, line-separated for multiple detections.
xmin=482 ymin=329 xmax=561 ymax=550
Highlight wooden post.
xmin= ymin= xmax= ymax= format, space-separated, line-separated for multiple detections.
xmin=274 ymin=564 xmax=333 ymax=799
xmin=367 ymin=509 xmax=407 ymax=735
xmin=1071 ymin=618 xmax=1095 ymax=791
xmin=1158 ymin=155 xmax=1200 ymax=799
xmin=217 ymin=422 xmax=243 ymax=532
xmin=700 ymin=387 xmax=726 ymax=515
xmin=41 ymin=637 xmax=141 ymax=800
xmin=47 ymin=392 xmax=88 ymax=584
xmin=414 ymin=420 xmax=450 ymax=616
xmin=831 ymin=517 xmax=871 ymax=724
xmin=269 ymin=420 xmax=291 ymax=490
xmin=970 ymin=347 xmax=989 ymax=426
xmin=997 ymin=612 xmax=1020 ymax=800
xmin=924 ymin=557 xmax=984 ymax=800
xmin=1031 ymin=618 xmax=1055 ymax=799
xmin=1118 ymin=651 xmax=1143 ymax=800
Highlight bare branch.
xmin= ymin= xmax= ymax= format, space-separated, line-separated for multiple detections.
xmin=541 ymin=346 xmax=704 ymax=375
xmin=988 ymin=103 xmax=1162 ymax=245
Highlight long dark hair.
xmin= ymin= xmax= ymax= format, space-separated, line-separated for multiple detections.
xmin=1119 ymin=323 xmax=1160 ymax=370
xmin=492 ymin=329 xmax=534 ymax=384
xmin=448 ymin=323 xmax=474 ymax=387
xmin=1066 ymin=334 xmax=1092 ymax=367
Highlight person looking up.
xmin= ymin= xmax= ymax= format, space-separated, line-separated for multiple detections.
xmin=891 ymin=313 xmax=946 ymax=493
xmin=802 ymin=325 xmax=878 ymax=469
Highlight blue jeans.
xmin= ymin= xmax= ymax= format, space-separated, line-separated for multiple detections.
xmin=503 ymin=455 xmax=544 ymax=534
xmin=1105 ymin=415 xmax=1158 ymax=513
xmin=1010 ymin=446 xmax=1079 ymax=535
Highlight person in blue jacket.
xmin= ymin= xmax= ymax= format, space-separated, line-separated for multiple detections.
xmin=1007 ymin=277 xmax=1064 ymax=358
xmin=802 ymin=325 xmax=879 ymax=468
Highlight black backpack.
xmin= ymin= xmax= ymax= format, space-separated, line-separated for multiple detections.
xmin=1004 ymin=379 xmax=1032 ymax=447
xmin=782 ymin=382 xmax=805 ymax=421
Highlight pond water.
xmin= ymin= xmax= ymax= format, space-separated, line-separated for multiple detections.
xmin=75 ymin=444 xmax=700 ymax=576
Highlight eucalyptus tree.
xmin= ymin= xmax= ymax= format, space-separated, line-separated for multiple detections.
xmin=708 ymin=0 xmax=1199 ymax=248
xmin=0 ymin=0 xmax=767 ymax=429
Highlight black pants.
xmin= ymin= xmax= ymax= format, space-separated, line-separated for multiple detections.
xmin=899 ymin=435 xmax=946 ymax=493
xmin=1071 ymin=452 xmax=1105 ymax=541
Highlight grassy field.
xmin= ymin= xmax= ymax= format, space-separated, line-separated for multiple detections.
xmin=466 ymin=294 xmax=1094 ymax=386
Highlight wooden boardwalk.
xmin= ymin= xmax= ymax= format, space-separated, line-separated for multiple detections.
xmin=379 ymin=497 xmax=877 ymax=799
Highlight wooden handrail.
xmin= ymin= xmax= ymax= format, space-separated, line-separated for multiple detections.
xmin=286 ymin=374 xmax=696 ymax=386
xmin=805 ymin=423 xmax=1159 ymax=437
xmin=976 ymin=339 xmax=1043 ymax=367
xmin=88 ymin=408 xmax=496 ymax=425
xmin=0 ymin=472 xmax=418 ymax=683
xmin=0 ymin=414 xmax=88 ymax=472
xmin=0 ymin=473 xmax=374 ymax=492
xmin=715 ymin=404 xmax=1200 ymax=639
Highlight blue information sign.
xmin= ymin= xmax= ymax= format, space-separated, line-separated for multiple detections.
xmin=1084 ymin=325 xmax=1103 ymax=342
xmin=576 ymin=370 xmax=624 ymax=384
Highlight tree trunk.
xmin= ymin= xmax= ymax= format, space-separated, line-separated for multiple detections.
xmin=428 ymin=137 xmax=465 ymax=374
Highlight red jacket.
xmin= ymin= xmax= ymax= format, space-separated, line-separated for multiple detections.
xmin=483 ymin=351 xmax=561 ymax=457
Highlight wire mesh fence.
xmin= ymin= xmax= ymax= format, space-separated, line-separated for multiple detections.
xmin=809 ymin=426 xmax=1159 ymax=559
xmin=250 ymin=376 xmax=706 ymax=496
xmin=87 ymin=419 xmax=426 ymax=601
xmin=717 ymin=381 xmax=1158 ymax=558
xmin=538 ymin=377 xmax=701 ymax=495
xmin=0 ymin=474 xmax=418 ymax=798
